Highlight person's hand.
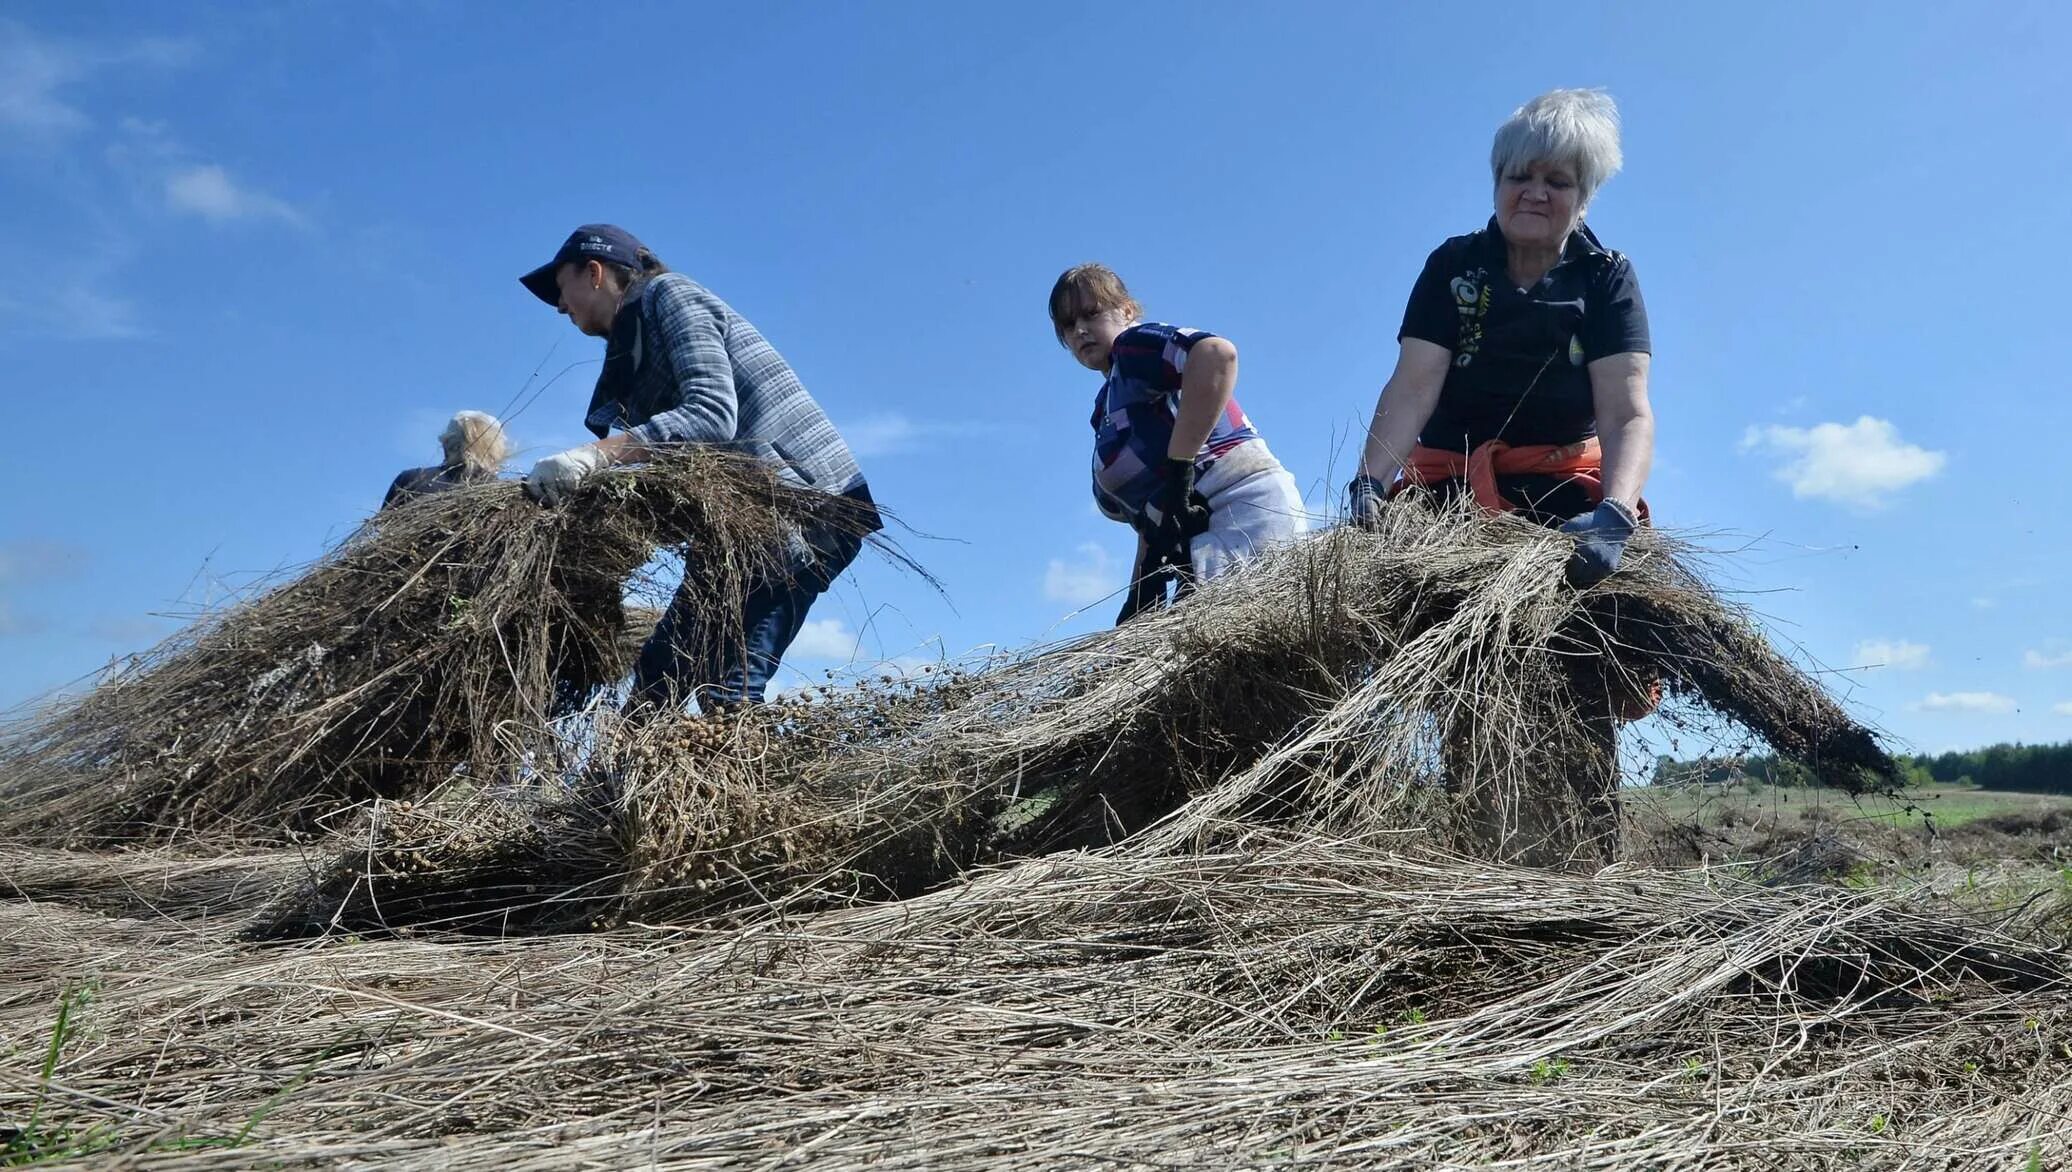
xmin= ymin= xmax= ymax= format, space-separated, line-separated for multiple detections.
xmin=1149 ymin=458 xmax=1209 ymax=570
xmin=1559 ymin=498 xmax=1640 ymax=587
xmin=525 ymin=445 xmax=611 ymax=506
xmin=1347 ymin=474 xmax=1389 ymax=530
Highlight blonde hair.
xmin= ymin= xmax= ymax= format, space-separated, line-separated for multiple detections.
xmin=1048 ymin=263 xmax=1143 ymax=342
xmin=438 ymin=411 xmax=511 ymax=476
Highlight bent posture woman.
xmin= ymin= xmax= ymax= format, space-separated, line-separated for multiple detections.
xmin=1050 ymin=264 xmax=1307 ymax=623
xmin=519 ymin=224 xmax=877 ymax=711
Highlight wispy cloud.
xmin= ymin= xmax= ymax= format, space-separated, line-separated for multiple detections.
xmin=841 ymin=413 xmax=991 ymax=459
xmin=1739 ymin=416 xmax=1945 ymax=510
xmin=1852 ymin=638 xmax=1929 ymax=671
xmin=0 ymin=18 xmax=90 ymax=137
xmin=2025 ymin=644 xmax=2072 ymax=670
xmin=1044 ymin=542 xmax=1121 ymax=606
xmin=165 ymin=163 xmax=304 ymax=225
xmin=1916 ymin=691 xmax=2017 ymax=715
xmin=0 ymin=19 xmax=194 ymax=141
xmin=2054 ymin=702 xmax=2072 ymax=718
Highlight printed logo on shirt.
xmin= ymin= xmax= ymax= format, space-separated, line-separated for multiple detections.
xmin=1568 ymin=335 xmax=1585 ymax=366
xmin=1451 ymin=269 xmax=1491 ymax=369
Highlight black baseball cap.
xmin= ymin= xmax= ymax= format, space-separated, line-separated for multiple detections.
xmin=519 ymin=223 xmax=648 ymax=306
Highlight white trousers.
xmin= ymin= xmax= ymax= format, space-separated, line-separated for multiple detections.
xmin=1188 ymin=441 xmax=1308 ymax=581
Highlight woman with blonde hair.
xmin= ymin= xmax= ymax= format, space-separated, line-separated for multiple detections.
xmin=381 ymin=410 xmax=510 ymax=509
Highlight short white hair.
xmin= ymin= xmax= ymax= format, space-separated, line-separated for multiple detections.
xmin=1490 ymin=88 xmax=1623 ymax=207
xmin=438 ymin=410 xmax=510 ymax=474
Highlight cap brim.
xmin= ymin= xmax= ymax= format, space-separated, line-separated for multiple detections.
xmin=519 ymin=262 xmax=561 ymax=307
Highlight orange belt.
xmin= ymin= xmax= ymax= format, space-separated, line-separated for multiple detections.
xmin=1395 ymin=437 xmax=1648 ymax=521
xmin=1398 ymin=437 xmax=1657 ymax=719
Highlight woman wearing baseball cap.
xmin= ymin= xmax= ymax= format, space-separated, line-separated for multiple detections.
xmin=519 ymin=224 xmax=878 ymax=711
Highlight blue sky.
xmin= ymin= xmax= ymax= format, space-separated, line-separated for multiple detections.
xmin=2 ymin=1 xmax=2067 ymax=757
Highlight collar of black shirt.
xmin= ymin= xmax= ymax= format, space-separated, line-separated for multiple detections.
xmin=1478 ymin=215 xmax=1611 ymax=271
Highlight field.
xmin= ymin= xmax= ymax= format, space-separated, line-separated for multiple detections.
xmin=6 ymin=789 xmax=2071 ymax=1170
xmin=4 ymin=490 xmax=2070 ymax=1169
xmin=1634 ymin=780 xmax=2072 ymax=834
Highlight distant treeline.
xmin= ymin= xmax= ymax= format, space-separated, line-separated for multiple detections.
xmin=1652 ymin=741 xmax=2072 ymax=793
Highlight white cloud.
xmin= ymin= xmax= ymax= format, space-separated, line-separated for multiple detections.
xmin=0 ymin=20 xmax=194 ymax=140
xmin=0 ymin=271 xmax=145 ymax=342
xmin=1917 ymin=691 xmax=2017 ymax=715
xmin=1739 ymin=416 xmax=1945 ymax=510
xmin=1852 ymin=638 xmax=1929 ymax=671
xmin=787 ymin=618 xmax=861 ymax=661
xmin=0 ymin=19 xmax=89 ymax=136
xmin=1044 ymin=542 xmax=1121 ymax=606
xmin=1971 ymin=597 xmax=1997 ymax=611
xmin=841 ymin=413 xmax=989 ymax=459
xmin=2024 ymin=644 xmax=2072 ymax=670
xmin=165 ymin=164 xmax=303 ymax=225
xmin=2054 ymin=702 xmax=2072 ymax=717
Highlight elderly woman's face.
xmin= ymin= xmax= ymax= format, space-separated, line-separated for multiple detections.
xmin=1497 ymin=161 xmax=1583 ymax=248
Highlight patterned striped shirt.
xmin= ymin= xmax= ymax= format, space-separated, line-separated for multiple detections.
xmin=1089 ymin=321 xmax=1260 ymax=519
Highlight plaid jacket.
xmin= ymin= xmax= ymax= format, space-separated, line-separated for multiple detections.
xmin=584 ymin=273 xmax=872 ymax=506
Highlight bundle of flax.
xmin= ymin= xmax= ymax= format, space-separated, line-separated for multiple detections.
xmin=0 ymin=451 xmax=885 ymax=846
xmin=267 ymin=498 xmax=1899 ymax=935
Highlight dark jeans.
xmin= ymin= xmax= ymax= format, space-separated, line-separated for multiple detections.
xmin=627 ymin=527 xmax=863 ymax=712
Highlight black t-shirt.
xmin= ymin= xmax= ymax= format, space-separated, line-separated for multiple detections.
xmin=381 ymin=463 xmax=486 ymax=511
xmin=1398 ymin=217 xmax=1649 ymax=453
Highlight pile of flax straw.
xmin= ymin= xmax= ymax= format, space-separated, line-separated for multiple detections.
xmin=6 ymin=462 xmax=2069 ymax=1167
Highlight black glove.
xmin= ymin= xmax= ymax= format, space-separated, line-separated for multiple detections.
xmin=1559 ymin=498 xmax=1639 ymax=587
xmin=1116 ymin=558 xmax=1173 ymax=625
xmin=1149 ymin=458 xmax=1210 ymax=573
xmin=1347 ymin=474 xmax=1388 ymax=530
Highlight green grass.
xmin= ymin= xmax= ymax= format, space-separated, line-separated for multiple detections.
xmin=1632 ymin=782 xmax=2072 ymax=831
xmin=2 ymin=982 xmax=342 ymax=1165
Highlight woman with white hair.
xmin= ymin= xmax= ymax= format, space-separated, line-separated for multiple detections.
xmin=1349 ymin=88 xmax=1652 ymax=588
xmin=381 ymin=410 xmax=510 ymax=509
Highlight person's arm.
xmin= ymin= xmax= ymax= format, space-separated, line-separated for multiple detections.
xmin=1357 ymin=338 xmax=1453 ymax=485
xmin=606 ymin=284 xmax=743 ymax=466
xmin=380 ymin=471 xmax=412 ymax=511
xmin=1166 ymin=336 xmax=1238 ymax=461
xmin=529 ymin=287 xmax=746 ymax=501
xmin=1589 ymin=352 xmax=1653 ymax=506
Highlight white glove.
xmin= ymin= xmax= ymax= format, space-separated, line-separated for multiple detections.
xmin=525 ymin=445 xmax=611 ymax=506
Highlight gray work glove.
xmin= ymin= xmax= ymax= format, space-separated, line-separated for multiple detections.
xmin=1559 ymin=498 xmax=1639 ymax=587
xmin=1347 ymin=474 xmax=1388 ymax=530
